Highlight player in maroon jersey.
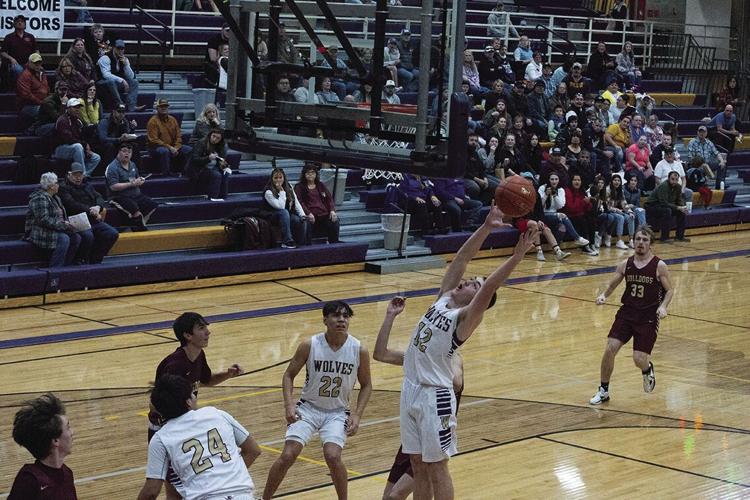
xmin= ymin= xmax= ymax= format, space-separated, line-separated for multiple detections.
xmin=374 ymin=296 xmax=464 ymax=500
xmin=590 ymin=226 xmax=675 ymax=404
xmin=148 ymin=312 xmax=244 ymax=500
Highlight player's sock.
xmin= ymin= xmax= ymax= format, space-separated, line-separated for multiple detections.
xmin=601 ymin=382 xmax=609 ymax=391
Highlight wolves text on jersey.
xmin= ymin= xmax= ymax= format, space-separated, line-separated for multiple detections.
xmin=313 ymin=359 xmax=355 ymax=375
xmin=423 ymin=305 xmax=455 ymax=333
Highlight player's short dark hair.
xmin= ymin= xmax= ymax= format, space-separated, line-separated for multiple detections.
xmin=173 ymin=312 xmax=209 ymax=346
xmin=12 ymin=393 xmax=65 ymax=460
xmin=322 ymin=300 xmax=354 ymax=318
xmin=635 ymin=225 xmax=655 ymax=244
xmin=151 ymin=374 xmax=193 ymax=421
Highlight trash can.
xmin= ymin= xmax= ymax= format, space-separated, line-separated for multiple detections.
xmin=192 ymin=87 xmax=216 ymax=116
xmin=320 ymin=168 xmax=348 ymax=206
xmin=381 ymin=213 xmax=410 ymax=251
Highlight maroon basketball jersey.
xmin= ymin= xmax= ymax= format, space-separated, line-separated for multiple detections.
xmin=8 ymin=461 xmax=77 ymax=500
xmin=148 ymin=347 xmax=212 ymax=426
xmin=617 ymin=256 xmax=664 ymax=321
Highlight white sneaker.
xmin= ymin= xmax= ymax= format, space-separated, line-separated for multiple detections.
xmin=594 ymin=233 xmax=601 ymax=248
xmin=555 ymin=249 xmax=571 ymax=261
xmin=209 ymin=198 xmax=225 ymax=201
xmin=536 ymin=249 xmax=546 ymax=261
xmin=575 ymin=237 xmax=589 ymax=246
xmin=628 ymin=238 xmax=635 ymax=248
xmin=604 ymin=234 xmax=612 ymax=247
xmin=643 ymin=362 xmax=656 ymax=393
xmin=590 ymin=386 xmax=610 ymax=405
xmin=615 ymin=240 xmax=628 ymax=250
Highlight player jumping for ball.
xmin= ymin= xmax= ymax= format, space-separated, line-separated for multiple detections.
xmin=590 ymin=226 xmax=675 ymax=405
xmin=399 ymin=205 xmax=536 ymax=500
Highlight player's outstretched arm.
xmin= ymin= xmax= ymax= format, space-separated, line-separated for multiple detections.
xmin=208 ymin=363 xmax=245 ymax=386
xmin=456 ymin=227 xmax=537 ymax=342
xmin=348 ymin=345 xmax=373 ymax=436
xmin=596 ymin=259 xmax=627 ymax=304
xmin=282 ymin=340 xmax=311 ymax=424
xmin=373 ymin=296 xmax=406 ymax=366
xmin=439 ymin=204 xmax=511 ymax=296
xmin=239 ymin=435 xmax=262 ymax=468
xmin=656 ymin=260 xmax=674 ymax=318
xmin=137 ymin=479 xmax=163 ymax=500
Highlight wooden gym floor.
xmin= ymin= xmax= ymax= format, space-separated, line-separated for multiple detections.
xmin=0 ymin=231 xmax=749 ymax=499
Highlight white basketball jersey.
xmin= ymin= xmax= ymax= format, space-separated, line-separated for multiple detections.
xmin=299 ymin=333 xmax=361 ymax=410
xmin=146 ymin=406 xmax=254 ymax=499
xmin=403 ymin=295 xmax=462 ymax=388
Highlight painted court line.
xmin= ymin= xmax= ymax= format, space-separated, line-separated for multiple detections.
xmin=2 ymin=248 xmax=748 ymax=350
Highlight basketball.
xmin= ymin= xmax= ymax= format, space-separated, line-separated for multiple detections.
xmin=494 ymin=176 xmax=537 ymax=218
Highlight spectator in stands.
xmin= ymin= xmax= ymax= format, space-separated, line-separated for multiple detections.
xmin=383 ymin=38 xmax=401 ymax=86
xmin=188 ymin=128 xmax=231 ymax=201
xmin=490 ymin=39 xmax=516 ymax=86
xmin=538 ymin=173 xmax=591 ymax=249
xmin=263 ymin=167 xmax=311 ymax=248
xmin=705 ymin=104 xmax=741 ymax=154
xmin=625 ymin=134 xmax=654 ymax=190
xmin=80 ymin=82 xmax=102 ymax=148
xmin=588 ymin=175 xmax=611 ymax=249
xmin=524 ymin=52 xmax=543 ymax=82
xmin=58 ymin=162 xmax=119 ymax=263
xmin=465 ymin=132 xmax=498 ymax=205
xmin=623 ymin=173 xmax=647 ymax=228
xmin=564 ymin=62 xmax=590 ymax=98
xmin=601 ymin=80 xmax=622 ymax=107
xmin=66 ymin=38 xmax=95 ymax=81
xmin=527 ymin=79 xmax=550 ymax=139
xmin=525 ymin=134 xmax=543 ymax=180
xmin=33 ymin=80 xmax=68 ymax=138
xmin=274 ymin=74 xmax=296 ymax=105
xmin=24 ymin=172 xmax=86 ymax=267
xmin=478 ymin=46 xmax=501 ymax=88
xmin=606 ymin=174 xmax=636 ymax=248
xmin=568 ymin=92 xmax=587 ymax=126
xmin=571 ymin=148 xmax=595 ymax=188
xmin=649 ymin=132 xmax=677 ymax=171
xmin=56 ymin=58 xmax=89 ymax=99
xmin=294 ymin=164 xmax=340 ymax=244
xmin=635 ymin=92 xmax=655 ymax=119
xmin=563 ymin=173 xmax=598 ymax=255
xmin=478 ymin=136 xmax=499 ymax=174
xmin=316 ymin=77 xmax=340 ymax=104
xmin=399 ymin=174 xmax=446 ymax=235
xmin=615 ymin=41 xmax=641 ymax=90
xmin=105 ymin=142 xmax=158 ymax=231
xmin=351 ymin=82 xmax=373 ymax=104
xmin=644 ymin=114 xmax=664 ymax=149
xmin=686 ymin=155 xmax=715 ymax=209
xmin=190 ymin=103 xmax=222 ymax=146
xmin=433 ymin=177 xmax=482 ymax=233
xmin=488 ymin=115 xmax=510 ymax=143
xmin=587 ymin=42 xmax=616 ymax=91
xmin=551 ymin=57 xmax=572 ymax=91
xmin=487 ymin=2 xmax=518 ymax=39
xmin=609 ymin=0 xmax=628 ymax=32
xmin=495 ymin=134 xmax=524 ymax=181
xmin=549 ymin=82 xmax=570 ymax=115
xmin=205 ymin=23 xmax=231 ymax=78
xmin=629 ymin=114 xmax=646 ymax=143
xmin=608 ymin=94 xmax=628 ymax=124
xmin=538 ymin=62 xmax=555 ymax=97
xmin=16 ymin=52 xmax=48 ymax=128
xmin=396 ymin=29 xmax=419 ymax=92
xmin=98 ymin=40 xmax=141 ymax=112
xmin=277 ymin=22 xmax=299 ymax=66
xmin=54 ymin=98 xmax=102 ymax=177
xmin=516 ymin=196 xmax=571 ymax=262
xmin=98 ymin=104 xmax=140 ymax=165
xmin=204 ymin=42 xmax=229 ymax=89
xmin=541 ymin=146 xmax=571 ymax=188
xmin=513 ymin=35 xmax=533 ymax=73
xmin=84 ymin=24 xmax=111 ymax=67
xmin=604 ymin=114 xmax=632 ymax=173
xmin=511 ymin=113 xmax=531 ymax=154
xmin=565 ymin=130 xmax=584 ymax=168
xmin=381 ymin=80 xmax=401 ymax=105
xmin=591 ymin=95 xmax=611 ymax=127
xmin=462 ymin=50 xmax=487 ymax=98
xmin=654 ymin=147 xmax=692 ymax=202
xmin=547 ymin=103 xmax=566 ymax=141
xmin=508 ymin=81 xmax=529 ymax=118
xmin=319 ymin=45 xmax=351 ymax=99
xmin=644 ymin=171 xmax=689 ymax=243
xmin=715 ymin=75 xmax=744 ymax=112
xmin=483 ymin=80 xmax=507 ymax=115
xmin=582 ymin=117 xmax=611 ymax=178
xmin=687 ymin=125 xmax=726 ymax=189
xmin=147 ymin=99 xmax=192 ymax=176
xmin=554 ymin=111 xmax=579 ymax=149
xmin=1 ymin=15 xmax=36 ymax=88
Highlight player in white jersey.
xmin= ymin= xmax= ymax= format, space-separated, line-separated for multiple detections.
xmin=400 ymin=205 xmax=536 ymax=500
xmin=137 ymin=374 xmax=261 ymax=500
xmin=262 ymin=300 xmax=373 ymax=500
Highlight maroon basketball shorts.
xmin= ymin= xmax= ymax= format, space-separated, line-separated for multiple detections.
xmin=387 ymin=446 xmax=413 ymax=484
xmin=608 ymin=315 xmax=659 ymax=354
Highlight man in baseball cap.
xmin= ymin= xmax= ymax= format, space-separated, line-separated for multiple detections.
xmin=147 ymin=98 xmax=192 ymax=176
xmin=54 ymin=97 xmax=102 ymax=177
xmin=99 ymin=38 xmax=142 ymax=112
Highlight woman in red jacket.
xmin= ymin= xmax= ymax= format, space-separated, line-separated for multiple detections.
xmin=293 ymin=164 xmax=341 ymax=243
xmin=563 ymin=173 xmax=598 ymax=255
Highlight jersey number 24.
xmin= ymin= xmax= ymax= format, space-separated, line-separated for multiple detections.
xmin=182 ymin=428 xmax=231 ymax=474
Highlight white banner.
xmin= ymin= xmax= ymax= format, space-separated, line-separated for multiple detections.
xmin=1 ymin=0 xmax=65 ymax=41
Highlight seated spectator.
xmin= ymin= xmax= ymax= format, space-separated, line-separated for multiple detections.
xmin=608 ymin=94 xmax=628 ymax=123
xmin=635 ymin=92 xmax=655 ymax=119
xmin=490 ymin=40 xmax=516 ymax=86
xmin=587 ymin=41 xmax=616 ymax=91
xmin=483 ymin=98 xmax=511 ymax=135
xmin=615 ymin=41 xmax=641 ymax=90
xmin=644 ymin=171 xmax=689 ymax=242
xmin=650 ymin=132 xmax=679 ymax=166
xmin=16 ymin=52 xmax=48 ymax=127
xmin=606 ymin=174 xmax=636 ymax=249
xmin=553 ymin=111 xmax=579 ymax=149
xmin=623 ymin=173 xmax=647 ymax=228
xmin=105 ymin=142 xmax=158 ymax=231
xmin=97 ymin=104 xmax=141 ymax=165
xmin=582 ymin=118 xmax=613 ymax=179
xmin=496 ymin=133 xmax=523 ymax=181
xmin=80 ymin=82 xmax=101 ymax=128
xmin=550 ymin=82 xmax=570 ymax=113
xmin=478 ymin=45 xmax=502 ymax=88
xmin=526 ymin=79 xmax=550 ymax=138
xmin=488 ymin=115 xmax=510 ymax=143
xmin=563 ymin=173 xmax=598 ymax=255
xmin=24 ymin=172 xmax=87 ymax=267
xmin=654 ymin=147 xmax=692 ymax=202
xmin=525 ymin=133 xmax=543 ymax=181
xmin=571 ymin=148 xmax=595 ymax=188
xmin=396 ymin=29 xmax=419 ymax=92
xmin=465 ymin=132 xmax=498 ymax=205
xmin=399 ymin=174 xmax=446 ymax=235
xmin=318 ymin=45 xmax=352 ymax=99
xmin=644 ymin=114 xmax=664 ymax=149
xmin=601 ymin=80 xmax=622 ymax=107
xmin=539 ymin=63 xmax=556 ymax=97
xmin=548 ymin=103 xmax=565 ymax=141
xmin=604 ymin=114 xmax=632 ymax=172
xmin=593 ymin=95 xmax=611 ymax=127
xmin=513 ymin=35 xmax=533 ymax=76
xmin=293 ymin=75 xmax=318 ymax=104
xmin=147 ymin=99 xmax=192 ymax=176
xmin=382 ymin=80 xmax=401 ymax=104
xmin=478 ymin=136 xmax=499 ymax=175
xmin=383 ymin=38 xmax=401 ymax=86
xmin=65 ymin=38 xmax=96 ymax=82
xmin=514 ymin=195 xmax=571 ymax=262
xmin=97 ymin=39 xmax=141 ymax=111
xmin=190 ymin=103 xmax=222 ymax=146
xmin=540 ymin=146 xmax=571 ymax=187
xmin=1 ymin=15 xmax=36 ymax=88
xmin=625 ymin=134 xmax=654 ymax=190
xmin=588 ymin=175 xmax=611 ymax=249
xmin=432 ymin=177 xmax=482 ymax=232
xmin=510 ymin=113 xmax=531 ymax=153
xmin=462 ymin=50 xmax=488 ymax=98
xmin=565 ymin=130 xmax=584 ymax=169
xmin=568 ymin=93 xmax=587 ymax=126
xmin=538 ymin=173 xmax=589 ymax=247
xmin=316 ymin=77 xmax=340 ymax=105
xmin=263 ymin=167 xmax=311 ymax=248
xmin=715 ymin=75 xmax=744 ymax=112
xmin=204 ymin=43 xmax=229 ymax=89
xmin=487 ymin=2 xmax=519 ymax=39
xmin=277 ymin=21 xmax=299 ymax=66
xmin=54 ymin=98 xmax=101 ymax=177
xmin=84 ymin=23 xmax=111 ymax=63
xmin=687 ymin=125 xmax=726 ymax=189
xmin=629 ymin=114 xmax=646 ymax=143
xmin=525 ymin=52 xmax=543 ymax=82
xmin=294 ymin=164 xmax=341 ymax=243
xmin=686 ymin=155 xmax=715 ymax=209
xmin=58 ymin=162 xmax=119 ymax=263
xmin=564 ymin=62 xmax=591 ymax=98
xmin=705 ymin=104 xmax=741 ymax=154
xmin=187 ymin=128 xmax=231 ymax=201
xmin=609 ymin=0 xmax=628 ymax=31
xmin=56 ymin=57 xmax=89 ymax=98
xmin=508 ymin=81 xmax=529 ymax=117
xmin=351 ymin=83 xmax=373 ymax=104
xmin=33 ymin=80 xmax=67 ymax=138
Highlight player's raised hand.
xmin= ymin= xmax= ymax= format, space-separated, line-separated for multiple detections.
xmin=484 ymin=202 xmax=512 ymax=229
xmin=387 ymin=296 xmax=406 ymax=316
xmin=285 ymin=403 xmax=301 ymax=425
xmin=596 ymin=293 xmax=607 ymax=305
xmin=514 ymin=226 xmax=538 ymax=256
xmin=345 ymin=413 xmax=361 ymax=436
xmin=227 ymin=363 xmax=244 ymax=377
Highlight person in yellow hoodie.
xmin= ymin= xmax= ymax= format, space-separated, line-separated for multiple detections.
xmin=147 ymin=98 xmax=193 ymax=176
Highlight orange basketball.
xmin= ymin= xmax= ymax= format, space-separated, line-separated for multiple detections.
xmin=494 ymin=176 xmax=537 ymax=218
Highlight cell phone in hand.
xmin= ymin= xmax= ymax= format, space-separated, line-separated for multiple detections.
xmin=143 ymin=173 xmax=152 ymax=179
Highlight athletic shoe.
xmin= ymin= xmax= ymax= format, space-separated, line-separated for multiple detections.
xmin=594 ymin=233 xmax=602 ymax=248
xmin=555 ymin=249 xmax=571 ymax=261
xmin=281 ymin=242 xmax=297 ymax=249
xmin=590 ymin=386 xmax=610 ymax=405
xmin=615 ymin=240 xmax=628 ymax=250
xmin=209 ymin=198 xmax=225 ymax=201
xmin=604 ymin=234 xmax=612 ymax=247
xmin=536 ymin=249 xmax=546 ymax=262
xmin=643 ymin=362 xmax=656 ymax=393
xmin=575 ymin=237 xmax=590 ymax=246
